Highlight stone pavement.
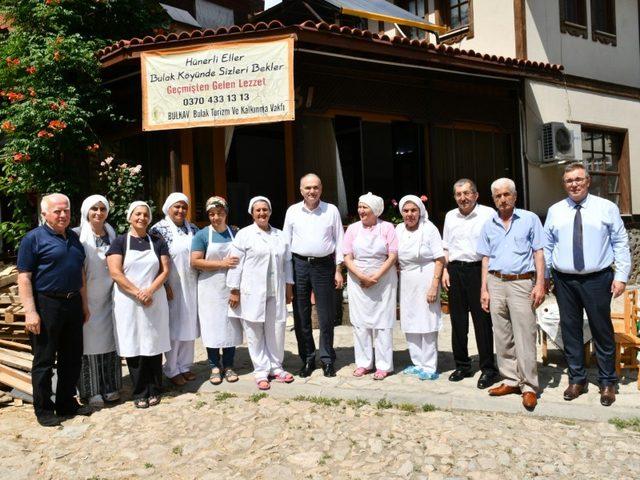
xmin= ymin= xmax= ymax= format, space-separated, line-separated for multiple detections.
xmin=1 ymin=298 xmax=640 ymax=479
xmin=182 ymin=302 xmax=640 ymax=423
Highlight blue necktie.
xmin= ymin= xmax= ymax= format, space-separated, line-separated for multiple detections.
xmin=573 ymin=205 xmax=584 ymax=272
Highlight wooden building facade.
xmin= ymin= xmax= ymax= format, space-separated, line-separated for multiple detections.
xmin=98 ymin=20 xmax=564 ymax=228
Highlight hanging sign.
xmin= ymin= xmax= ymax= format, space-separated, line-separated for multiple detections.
xmin=141 ymin=35 xmax=295 ymax=131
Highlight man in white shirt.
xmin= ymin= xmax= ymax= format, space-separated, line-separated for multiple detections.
xmin=442 ymin=179 xmax=499 ymax=389
xmin=283 ymin=173 xmax=344 ymax=378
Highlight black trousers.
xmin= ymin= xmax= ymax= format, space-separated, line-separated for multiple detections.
xmin=552 ymin=268 xmax=617 ymax=386
xmin=30 ymin=293 xmax=84 ymax=417
xmin=292 ymin=256 xmax=336 ymax=365
xmin=126 ymin=354 xmax=163 ymax=400
xmin=448 ymin=262 xmax=497 ymax=374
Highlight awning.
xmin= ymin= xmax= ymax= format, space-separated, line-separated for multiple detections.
xmin=159 ymin=3 xmax=201 ymax=28
xmin=323 ymin=0 xmax=447 ymax=34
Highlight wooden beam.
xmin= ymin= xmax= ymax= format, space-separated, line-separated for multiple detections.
xmin=284 ymin=121 xmax=296 ymax=205
xmin=514 ymin=0 xmax=528 ymax=59
xmin=0 ymin=363 xmax=32 ymax=395
xmin=0 ymin=350 xmax=32 ymax=371
xmin=213 ymin=127 xmax=227 ymax=198
xmin=180 ymin=129 xmax=196 ymax=221
xmin=0 ymin=339 xmax=31 ymax=352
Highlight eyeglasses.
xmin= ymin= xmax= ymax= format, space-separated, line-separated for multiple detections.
xmin=563 ymin=177 xmax=587 ymax=185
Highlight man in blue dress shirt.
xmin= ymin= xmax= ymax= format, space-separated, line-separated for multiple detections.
xmin=477 ymin=178 xmax=546 ymax=411
xmin=544 ymin=162 xmax=630 ymax=407
xmin=17 ymin=193 xmax=90 ymax=426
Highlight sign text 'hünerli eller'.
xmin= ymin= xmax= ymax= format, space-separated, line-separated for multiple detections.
xmin=140 ymin=35 xmax=295 ymax=131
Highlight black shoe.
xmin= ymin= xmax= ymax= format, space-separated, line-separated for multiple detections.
xmin=322 ymin=363 xmax=336 ymax=377
xmin=477 ymin=371 xmax=501 ymax=389
xmin=57 ymin=403 xmax=93 ymax=418
xmin=36 ymin=412 xmax=60 ymax=427
xmin=448 ymin=369 xmax=474 ymax=382
xmin=298 ymin=360 xmax=316 ymax=378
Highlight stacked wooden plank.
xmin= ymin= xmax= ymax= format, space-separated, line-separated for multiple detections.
xmin=0 ymin=263 xmax=32 ymax=398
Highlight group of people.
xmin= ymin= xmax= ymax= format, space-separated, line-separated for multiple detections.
xmin=16 ymin=163 xmax=630 ymax=427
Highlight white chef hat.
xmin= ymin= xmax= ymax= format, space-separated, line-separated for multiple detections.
xmin=358 ymin=192 xmax=384 ymax=217
xmin=162 ymin=192 xmax=189 ymax=216
xmin=247 ymin=196 xmax=272 ymax=214
xmin=126 ymin=201 xmax=152 ymax=221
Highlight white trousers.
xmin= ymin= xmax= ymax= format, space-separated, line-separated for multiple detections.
xmin=243 ymin=297 xmax=286 ymax=380
xmin=163 ymin=339 xmax=195 ymax=378
xmin=406 ymin=332 xmax=438 ymax=373
xmin=353 ymin=326 xmax=394 ymax=372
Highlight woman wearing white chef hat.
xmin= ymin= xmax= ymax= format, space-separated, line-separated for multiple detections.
xmin=226 ymin=196 xmax=295 ymax=390
xmin=149 ymin=192 xmax=200 ymax=387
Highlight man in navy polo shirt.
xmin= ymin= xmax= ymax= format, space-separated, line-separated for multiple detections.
xmin=17 ymin=193 xmax=90 ymax=426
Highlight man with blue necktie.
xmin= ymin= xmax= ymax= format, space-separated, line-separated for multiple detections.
xmin=544 ymin=162 xmax=631 ymax=407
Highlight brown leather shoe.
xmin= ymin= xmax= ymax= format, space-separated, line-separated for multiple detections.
xmin=563 ymin=383 xmax=588 ymax=401
xmin=522 ymin=392 xmax=538 ymax=410
xmin=599 ymin=385 xmax=616 ymax=407
xmin=488 ymin=383 xmax=521 ymax=396
xmin=169 ymin=374 xmax=187 ymax=386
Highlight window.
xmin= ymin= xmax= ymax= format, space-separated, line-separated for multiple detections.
xmin=394 ymin=0 xmax=428 ymax=39
xmin=581 ymin=128 xmax=629 ymax=211
xmin=590 ymin=0 xmax=616 ymax=45
xmin=447 ymin=0 xmax=470 ymax=30
xmin=559 ymin=0 xmax=587 ymax=38
xmin=433 ymin=0 xmax=474 ymax=43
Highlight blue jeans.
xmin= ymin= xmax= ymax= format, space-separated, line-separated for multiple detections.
xmin=207 ymin=347 xmax=236 ymax=369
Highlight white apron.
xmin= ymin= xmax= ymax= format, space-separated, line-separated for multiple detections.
xmin=112 ymin=235 xmax=171 ymax=357
xmin=198 ymin=226 xmax=243 ymax=348
xmin=82 ymin=237 xmax=116 ymax=354
xmin=347 ymin=224 xmax=397 ymax=329
xmin=166 ymin=221 xmax=199 ymax=341
xmin=397 ymin=225 xmax=441 ymax=334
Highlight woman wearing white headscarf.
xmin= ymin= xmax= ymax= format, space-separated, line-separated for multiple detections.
xmin=107 ymin=201 xmax=171 ymax=409
xmin=343 ymin=193 xmax=398 ymax=380
xmin=73 ymin=195 xmax=120 ymax=407
xmin=149 ymin=192 xmax=199 ymax=386
xmin=396 ymin=195 xmax=445 ymax=381
xmin=227 ymin=196 xmax=294 ymax=390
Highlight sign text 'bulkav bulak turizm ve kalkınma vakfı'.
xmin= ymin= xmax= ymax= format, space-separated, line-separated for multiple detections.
xmin=140 ymin=35 xmax=295 ymax=131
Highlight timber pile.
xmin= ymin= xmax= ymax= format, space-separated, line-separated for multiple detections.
xmin=0 ymin=263 xmax=32 ymax=398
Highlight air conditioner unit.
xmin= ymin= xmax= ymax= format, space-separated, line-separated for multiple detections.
xmin=541 ymin=122 xmax=582 ymax=163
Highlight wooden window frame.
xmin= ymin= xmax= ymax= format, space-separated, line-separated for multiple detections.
xmin=559 ymin=0 xmax=588 ymax=39
xmin=433 ymin=0 xmax=474 ymax=44
xmin=590 ymin=0 xmax=617 ymax=46
xmin=579 ymin=125 xmax=630 ymax=214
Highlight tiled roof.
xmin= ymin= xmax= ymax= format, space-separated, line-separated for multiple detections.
xmin=98 ymin=20 xmax=564 ymax=73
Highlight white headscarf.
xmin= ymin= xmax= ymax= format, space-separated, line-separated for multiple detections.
xmin=398 ymin=195 xmax=428 ymax=223
xmin=396 ymin=195 xmax=429 ymax=258
xmin=358 ymin=192 xmax=384 ymax=218
xmin=247 ymin=196 xmax=272 ymax=214
xmin=77 ymin=195 xmax=116 ymax=247
xmin=162 ymin=192 xmax=189 ymax=217
xmin=126 ymin=201 xmax=152 ymax=222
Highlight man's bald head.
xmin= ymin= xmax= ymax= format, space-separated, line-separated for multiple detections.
xmin=299 ymin=173 xmax=322 ymax=208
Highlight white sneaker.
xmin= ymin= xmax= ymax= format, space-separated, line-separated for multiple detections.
xmin=88 ymin=395 xmax=104 ymax=407
xmin=103 ymin=391 xmax=120 ymax=402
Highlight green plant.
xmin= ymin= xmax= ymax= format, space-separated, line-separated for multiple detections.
xmin=397 ymin=403 xmax=417 ymax=413
xmin=345 ymin=398 xmax=370 ymax=409
xmin=318 ymin=452 xmax=332 ymax=466
xmin=293 ymin=395 xmax=341 ymax=407
xmin=376 ymin=397 xmax=393 ymax=410
xmin=194 ymin=400 xmax=206 ymax=410
xmin=144 ymin=463 xmax=154 ymax=469
xmin=421 ymin=403 xmax=437 ymax=412
xmin=248 ymin=392 xmax=268 ymax=403
xmin=98 ymin=155 xmax=146 ymax=233
xmin=214 ymin=391 xmax=237 ymax=402
xmin=0 ymin=0 xmax=168 ymax=249
xmin=609 ymin=417 xmax=640 ymax=431
xmin=172 ymin=446 xmax=183 ymax=456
